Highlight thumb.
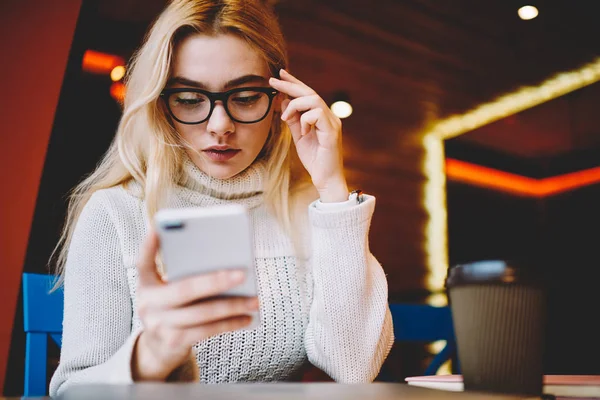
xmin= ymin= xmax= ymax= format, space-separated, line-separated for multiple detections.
xmin=137 ymin=229 xmax=162 ymax=287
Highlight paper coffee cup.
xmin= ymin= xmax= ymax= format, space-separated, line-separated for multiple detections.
xmin=446 ymin=260 xmax=546 ymax=396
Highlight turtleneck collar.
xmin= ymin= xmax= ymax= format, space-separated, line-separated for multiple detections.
xmin=175 ymin=157 xmax=266 ymax=209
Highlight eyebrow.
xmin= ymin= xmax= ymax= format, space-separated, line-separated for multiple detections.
xmin=167 ymin=74 xmax=269 ymax=90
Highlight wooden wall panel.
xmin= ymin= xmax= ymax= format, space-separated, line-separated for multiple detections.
xmin=344 ymin=135 xmax=431 ymax=300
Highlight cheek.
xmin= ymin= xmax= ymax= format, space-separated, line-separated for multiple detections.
xmin=241 ymin=125 xmax=269 ymax=152
xmin=236 ymin=120 xmax=272 ymax=158
xmin=254 ymin=117 xmax=275 ymax=148
xmin=173 ymin=123 xmax=199 ymax=143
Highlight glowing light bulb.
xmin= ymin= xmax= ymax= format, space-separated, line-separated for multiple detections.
xmin=110 ymin=65 xmax=126 ymax=82
xmin=331 ymin=100 xmax=353 ymax=118
xmin=518 ymin=5 xmax=539 ymax=20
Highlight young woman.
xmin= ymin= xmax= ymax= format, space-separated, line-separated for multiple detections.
xmin=49 ymin=0 xmax=393 ymax=396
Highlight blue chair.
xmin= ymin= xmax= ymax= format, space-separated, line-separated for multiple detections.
xmin=389 ymin=303 xmax=458 ymax=376
xmin=22 ymin=273 xmax=63 ymax=397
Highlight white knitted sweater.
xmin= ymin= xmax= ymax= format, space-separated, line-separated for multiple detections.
xmin=49 ymin=159 xmax=394 ymax=397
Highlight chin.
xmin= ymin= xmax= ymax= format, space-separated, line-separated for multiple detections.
xmin=204 ymin=162 xmax=248 ymax=180
xmin=187 ymin=150 xmax=250 ymax=179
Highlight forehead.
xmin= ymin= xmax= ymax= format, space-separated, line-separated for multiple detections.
xmin=172 ymin=33 xmax=270 ymax=90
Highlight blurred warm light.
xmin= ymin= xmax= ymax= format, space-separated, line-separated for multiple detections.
xmin=110 ymin=65 xmax=126 ymax=82
xmin=430 ymin=340 xmax=446 ymax=355
xmin=425 ymin=341 xmax=452 ymax=375
xmin=437 ymin=360 xmax=452 ymax=375
xmin=422 ymin=136 xmax=448 ymax=305
xmin=331 ymin=100 xmax=353 ymax=118
xmin=110 ymin=82 xmax=126 ymax=103
xmin=427 ymin=293 xmax=448 ymax=307
xmin=429 ymin=57 xmax=600 ymax=141
xmin=518 ymin=5 xmax=539 ymax=20
xmin=446 ymin=158 xmax=600 ymax=197
xmin=82 ymin=50 xmax=125 ymax=75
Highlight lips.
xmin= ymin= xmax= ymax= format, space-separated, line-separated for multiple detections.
xmin=204 ymin=145 xmax=236 ymax=151
xmin=202 ymin=146 xmax=241 ymax=162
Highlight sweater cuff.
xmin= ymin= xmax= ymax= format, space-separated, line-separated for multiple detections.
xmin=129 ymin=330 xmax=199 ymax=383
xmin=309 ymin=194 xmax=375 ymax=229
xmin=105 ymin=329 xmax=143 ymax=384
xmin=166 ymin=349 xmax=200 ymax=382
xmin=314 ymin=197 xmax=356 ymax=212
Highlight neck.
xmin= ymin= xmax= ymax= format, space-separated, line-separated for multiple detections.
xmin=176 ymin=157 xmax=266 ymax=208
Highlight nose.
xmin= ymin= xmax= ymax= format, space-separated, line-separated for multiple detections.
xmin=206 ymin=101 xmax=235 ymax=136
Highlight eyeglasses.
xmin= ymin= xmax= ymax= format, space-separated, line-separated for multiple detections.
xmin=160 ymin=86 xmax=279 ymax=125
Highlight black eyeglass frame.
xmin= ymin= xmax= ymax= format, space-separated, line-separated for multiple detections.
xmin=160 ymin=86 xmax=279 ymax=125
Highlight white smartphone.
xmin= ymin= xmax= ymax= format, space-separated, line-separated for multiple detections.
xmin=154 ymin=204 xmax=260 ymax=327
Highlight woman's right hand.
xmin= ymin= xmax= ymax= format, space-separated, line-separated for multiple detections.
xmin=131 ymin=230 xmax=259 ymax=381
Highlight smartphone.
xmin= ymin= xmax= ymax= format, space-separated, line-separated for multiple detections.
xmin=154 ymin=204 xmax=260 ymax=328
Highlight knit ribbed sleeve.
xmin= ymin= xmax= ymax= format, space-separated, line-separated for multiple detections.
xmin=49 ymin=191 xmax=138 ymax=396
xmin=304 ymin=195 xmax=394 ymax=382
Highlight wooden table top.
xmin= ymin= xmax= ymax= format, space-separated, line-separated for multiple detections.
xmin=51 ymin=382 xmax=540 ymax=400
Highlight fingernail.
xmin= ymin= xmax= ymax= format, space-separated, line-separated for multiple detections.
xmin=280 ymin=68 xmax=287 ymax=75
xmin=246 ymin=297 xmax=259 ymax=309
xmin=229 ymin=270 xmax=245 ymax=283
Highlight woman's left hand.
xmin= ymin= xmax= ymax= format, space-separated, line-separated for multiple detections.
xmin=269 ymin=69 xmax=349 ymax=203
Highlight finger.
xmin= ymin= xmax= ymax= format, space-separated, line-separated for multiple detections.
xmin=280 ymin=95 xmax=325 ymax=121
xmin=269 ymin=77 xmax=314 ymax=99
xmin=181 ymin=315 xmax=254 ymax=342
xmin=150 ymin=269 xmax=247 ymax=308
xmin=300 ymin=108 xmax=327 ymax=137
xmin=136 ymin=230 xmax=162 ymax=287
xmin=163 ymin=297 xmax=259 ymax=328
xmin=283 ymin=109 xmax=302 ymax=144
xmin=280 ymin=68 xmax=308 ymax=84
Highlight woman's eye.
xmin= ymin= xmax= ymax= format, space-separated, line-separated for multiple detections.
xmin=232 ymin=94 xmax=261 ymax=105
xmin=175 ymin=97 xmax=204 ymax=106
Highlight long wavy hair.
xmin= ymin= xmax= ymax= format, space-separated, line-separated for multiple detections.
xmin=52 ymin=0 xmax=310 ymax=280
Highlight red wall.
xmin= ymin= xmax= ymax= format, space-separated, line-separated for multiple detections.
xmin=0 ymin=0 xmax=81 ymax=392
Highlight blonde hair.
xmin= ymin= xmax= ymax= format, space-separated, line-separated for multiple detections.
xmin=52 ymin=0 xmax=310 ymax=280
